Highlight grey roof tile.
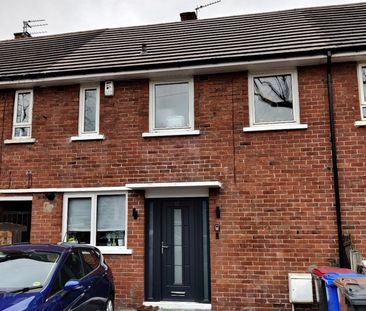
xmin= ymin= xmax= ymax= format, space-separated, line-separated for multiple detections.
xmin=1 ymin=2 xmax=366 ymax=80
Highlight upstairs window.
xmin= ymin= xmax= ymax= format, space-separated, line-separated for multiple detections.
xmin=358 ymin=65 xmax=366 ymax=121
xmin=79 ymin=85 xmax=100 ymax=136
xmin=13 ymin=90 xmax=33 ymax=139
xmin=245 ymin=70 xmax=306 ymax=132
xmin=149 ymin=79 xmax=194 ymax=133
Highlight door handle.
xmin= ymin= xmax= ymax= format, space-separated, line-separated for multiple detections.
xmin=161 ymin=241 xmax=169 ymax=254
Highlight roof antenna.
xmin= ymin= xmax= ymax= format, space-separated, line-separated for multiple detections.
xmin=195 ymin=0 xmax=222 ymax=17
xmin=23 ymin=19 xmax=48 ymax=36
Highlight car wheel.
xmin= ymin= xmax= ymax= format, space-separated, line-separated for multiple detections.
xmin=106 ymin=299 xmax=114 ymax=311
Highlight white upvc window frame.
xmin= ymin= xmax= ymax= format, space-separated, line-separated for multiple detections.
xmin=62 ymin=192 xmax=132 ymax=255
xmin=12 ymin=89 xmax=34 ymax=139
xmin=244 ymin=70 xmax=307 ymax=132
xmin=355 ymin=64 xmax=366 ymax=127
xmin=143 ymin=78 xmax=199 ymax=137
xmin=73 ymin=84 xmax=103 ymax=140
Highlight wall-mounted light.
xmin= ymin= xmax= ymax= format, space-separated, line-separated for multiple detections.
xmin=45 ymin=192 xmax=55 ymax=201
xmin=216 ymin=206 xmax=221 ymax=219
xmin=132 ymin=208 xmax=139 ymax=220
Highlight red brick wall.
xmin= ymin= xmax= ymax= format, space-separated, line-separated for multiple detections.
xmin=0 ymin=62 xmax=364 ymax=310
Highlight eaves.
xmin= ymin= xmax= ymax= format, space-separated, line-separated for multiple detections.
xmin=1 ymin=46 xmax=366 ymax=89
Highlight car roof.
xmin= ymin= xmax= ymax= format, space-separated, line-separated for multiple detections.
xmin=0 ymin=243 xmax=99 ymax=253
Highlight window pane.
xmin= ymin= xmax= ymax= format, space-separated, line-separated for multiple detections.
xmin=14 ymin=127 xmax=30 ymax=137
xmin=83 ymin=89 xmax=97 ymax=132
xmin=253 ymin=75 xmax=294 ymax=123
xmin=67 ymin=198 xmax=91 ymax=244
xmin=0 ymin=251 xmax=59 ymax=290
xmin=49 ymin=251 xmax=83 ymax=296
xmin=16 ymin=92 xmax=31 ymax=124
xmin=63 ymin=252 xmax=84 ymax=279
xmin=154 ymin=83 xmax=189 ymax=129
xmin=96 ymin=195 xmax=125 ymax=247
xmin=363 ymin=107 xmax=366 ymax=119
xmin=81 ymin=250 xmax=100 ymax=274
xmin=362 ymin=67 xmax=366 ymax=102
xmin=174 ymin=209 xmax=183 ymax=285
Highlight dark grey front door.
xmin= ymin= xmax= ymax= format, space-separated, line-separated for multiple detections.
xmin=145 ymin=198 xmax=210 ymax=303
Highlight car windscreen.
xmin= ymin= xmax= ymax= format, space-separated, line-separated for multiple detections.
xmin=0 ymin=250 xmax=60 ymax=291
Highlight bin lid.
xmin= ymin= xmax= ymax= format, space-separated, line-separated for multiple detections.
xmin=322 ymin=272 xmax=363 ymax=285
xmin=335 ymin=277 xmax=366 ymax=288
xmin=344 ymin=283 xmax=366 ymax=305
xmin=312 ymin=266 xmax=354 ymax=277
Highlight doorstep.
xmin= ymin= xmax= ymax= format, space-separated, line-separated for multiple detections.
xmin=143 ymin=302 xmax=211 ymax=311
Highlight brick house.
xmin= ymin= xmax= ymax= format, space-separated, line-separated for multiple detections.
xmin=1 ymin=2 xmax=366 ymax=310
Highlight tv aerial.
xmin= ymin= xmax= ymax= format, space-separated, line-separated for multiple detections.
xmin=195 ymin=0 xmax=222 ymax=16
xmin=22 ymin=19 xmax=48 ymax=36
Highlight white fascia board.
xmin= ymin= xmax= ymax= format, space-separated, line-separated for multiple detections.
xmin=0 ymin=55 xmax=327 ymax=89
xmin=0 ymin=186 xmax=130 ymax=194
xmin=125 ymin=181 xmax=223 ymax=190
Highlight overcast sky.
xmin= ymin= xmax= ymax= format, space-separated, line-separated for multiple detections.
xmin=0 ymin=0 xmax=363 ymax=40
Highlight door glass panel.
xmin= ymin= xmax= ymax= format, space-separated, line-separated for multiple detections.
xmin=202 ymin=200 xmax=209 ymax=301
xmin=174 ymin=209 xmax=183 ymax=285
xmin=147 ymin=202 xmax=154 ymax=299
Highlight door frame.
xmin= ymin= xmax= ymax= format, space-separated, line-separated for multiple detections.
xmin=144 ymin=197 xmax=211 ymax=303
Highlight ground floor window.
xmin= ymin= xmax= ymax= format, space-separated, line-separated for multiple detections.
xmin=0 ymin=201 xmax=31 ymax=244
xmin=62 ymin=193 xmax=127 ymax=252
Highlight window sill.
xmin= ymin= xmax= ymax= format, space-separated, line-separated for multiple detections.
xmin=355 ymin=120 xmax=366 ymax=127
xmin=142 ymin=130 xmax=200 ymax=138
xmin=70 ymin=134 xmax=105 ymax=141
xmin=243 ymin=123 xmax=308 ymax=132
xmin=4 ymin=138 xmax=36 ymax=144
xmin=98 ymin=247 xmax=133 ymax=255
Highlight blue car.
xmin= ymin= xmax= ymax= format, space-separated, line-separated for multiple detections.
xmin=0 ymin=243 xmax=115 ymax=311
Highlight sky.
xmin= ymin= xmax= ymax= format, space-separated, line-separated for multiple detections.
xmin=0 ymin=0 xmax=363 ymax=40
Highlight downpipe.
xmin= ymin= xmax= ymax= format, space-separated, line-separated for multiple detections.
xmin=326 ymin=50 xmax=345 ymax=267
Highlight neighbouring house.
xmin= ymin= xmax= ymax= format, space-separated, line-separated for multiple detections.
xmin=1 ymin=2 xmax=366 ymax=310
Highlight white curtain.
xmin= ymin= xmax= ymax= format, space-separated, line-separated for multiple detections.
xmin=97 ymin=195 xmax=125 ymax=231
xmin=67 ymin=198 xmax=91 ymax=231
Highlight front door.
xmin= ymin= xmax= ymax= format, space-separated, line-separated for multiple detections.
xmin=145 ymin=198 xmax=210 ymax=303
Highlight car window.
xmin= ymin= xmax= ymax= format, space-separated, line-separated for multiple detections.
xmin=49 ymin=251 xmax=84 ymax=296
xmin=80 ymin=249 xmax=100 ymax=275
xmin=0 ymin=250 xmax=59 ymax=291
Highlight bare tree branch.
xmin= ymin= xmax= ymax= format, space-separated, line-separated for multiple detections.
xmin=254 ymin=76 xmax=292 ymax=109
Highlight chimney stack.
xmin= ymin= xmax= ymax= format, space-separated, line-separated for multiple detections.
xmin=14 ymin=32 xmax=31 ymax=39
xmin=180 ymin=12 xmax=197 ymax=21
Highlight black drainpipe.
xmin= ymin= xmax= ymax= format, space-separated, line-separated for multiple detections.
xmin=326 ymin=50 xmax=345 ymax=267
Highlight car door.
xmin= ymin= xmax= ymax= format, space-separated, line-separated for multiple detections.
xmin=79 ymin=248 xmax=111 ymax=310
xmin=43 ymin=250 xmax=91 ymax=311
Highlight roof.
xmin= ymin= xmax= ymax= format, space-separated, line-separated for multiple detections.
xmin=1 ymin=2 xmax=366 ymax=81
xmin=0 ymin=243 xmax=98 ymax=253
